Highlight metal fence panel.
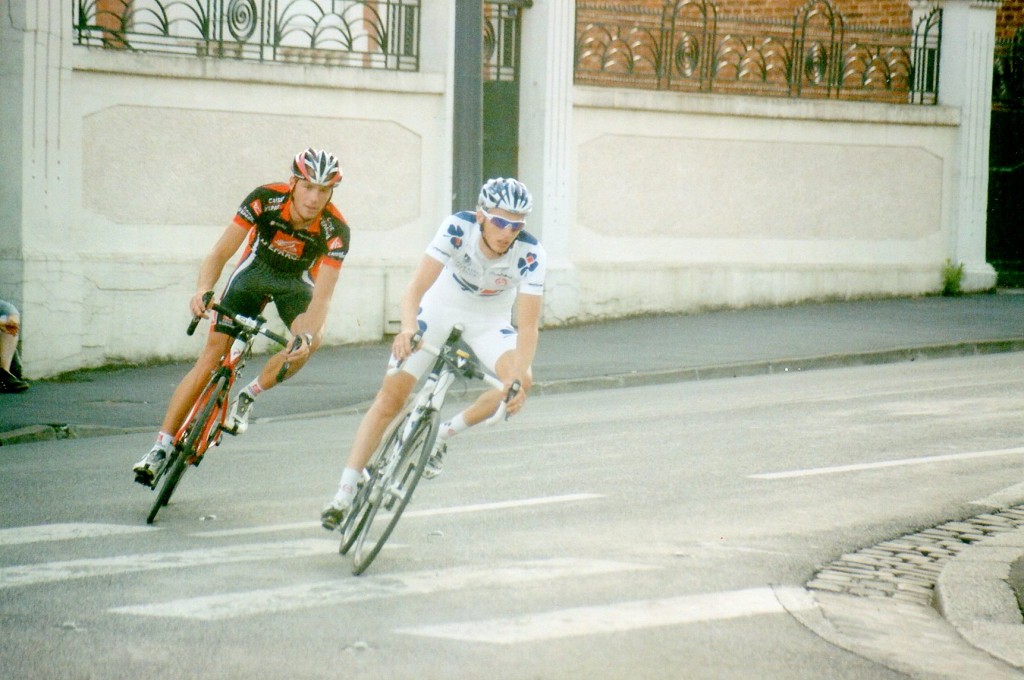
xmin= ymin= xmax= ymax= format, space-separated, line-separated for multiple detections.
xmin=575 ymin=0 xmax=941 ymax=105
xmin=73 ymin=0 xmax=421 ymax=70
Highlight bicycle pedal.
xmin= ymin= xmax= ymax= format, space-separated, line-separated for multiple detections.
xmin=219 ymin=423 xmax=240 ymax=436
xmin=134 ymin=472 xmax=156 ymax=490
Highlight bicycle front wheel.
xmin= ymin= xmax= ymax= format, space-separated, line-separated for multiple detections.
xmin=147 ymin=374 xmax=226 ymax=524
xmin=351 ymin=410 xmax=439 ymax=575
xmin=339 ymin=420 xmax=404 ymax=556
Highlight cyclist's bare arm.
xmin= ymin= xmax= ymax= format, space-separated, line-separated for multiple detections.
xmin=191 ymin=223 xmax=247 ymax=318
xmin=503 ymin=291 xmax=541 ymax=414
xmin=512 ymin=292 xmax=541 ymax=377
xmin=287 ymin=261 xmax=341 ymax=359
xmin=392 ymin=255 xmax=444 ymax=361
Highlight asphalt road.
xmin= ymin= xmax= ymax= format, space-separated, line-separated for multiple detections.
xmin=3 ymin=353 xmax=1024 ymax=679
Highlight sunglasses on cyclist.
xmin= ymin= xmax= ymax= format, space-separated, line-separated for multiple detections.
xmin=481 ymin=209 xmax=526 ymax=232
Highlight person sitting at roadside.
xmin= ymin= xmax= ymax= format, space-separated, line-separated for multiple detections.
xmin=0 ymin=299 xmax=29 ymax=393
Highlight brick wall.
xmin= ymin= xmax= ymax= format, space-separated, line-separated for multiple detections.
xmin=998 ymin=0 xmax=1024 ymax=40
xmin=603 ymin=0 xmax=1023 ymax=34
xmin=614 ymin=0 xmax=908 ymax=26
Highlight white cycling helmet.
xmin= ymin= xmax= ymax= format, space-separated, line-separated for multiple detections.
xmin=292 ymin=148 xmax=343 ymax=187
xmin=477 ymin=177 xmax=533 ymax=215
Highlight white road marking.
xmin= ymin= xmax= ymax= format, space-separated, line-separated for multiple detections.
xmin=109 ymin=558 xmax=654 ymax=621
xmin=0 ymin=539 xmax=334 ymax=589
xmin=749 ymin=446 xmax=1024 ymax=480
xmin=0 ymin=523 xmax=153 ymax=546
xmin=397 ymin=586 xmax=815 ymax=644
xmin=193 ymin=522 xmax=319 ymax=538
xmin=402 ymin=493 xmax=603 ymax=518
xmin=192 ymin=493 xmax=603 ymax=538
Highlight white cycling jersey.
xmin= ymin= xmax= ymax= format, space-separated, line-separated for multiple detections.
xmin=393 ymin=211 xmax=546 ymax=379
xmin=423 ymin=210 xmax=546 ymax=311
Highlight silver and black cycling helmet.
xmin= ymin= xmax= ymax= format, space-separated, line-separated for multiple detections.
xmin=291 ymin=148 xmax=343 ymax=187
xmin=477 ymin=177 xmax=533 ymax=215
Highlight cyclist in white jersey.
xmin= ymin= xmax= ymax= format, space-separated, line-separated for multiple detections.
xmin=321 ymin=178 xmax=545 ymax=529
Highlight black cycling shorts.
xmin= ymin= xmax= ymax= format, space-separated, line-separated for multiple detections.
xmin=215 ymin=258 xmax=313 ymax=336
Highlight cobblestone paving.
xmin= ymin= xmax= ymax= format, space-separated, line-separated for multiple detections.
xmin=807 ymin=505 xmax=1024 ymax=606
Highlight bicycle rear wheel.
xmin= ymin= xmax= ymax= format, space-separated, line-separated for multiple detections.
xmin=351 ymin=410 xmax=439 ymax=575
xmin=147 ymin=375 xmax=226 ymax=524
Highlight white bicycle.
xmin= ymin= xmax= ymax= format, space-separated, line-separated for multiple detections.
xmin=338 ymin=325 xmax=519 ymax=575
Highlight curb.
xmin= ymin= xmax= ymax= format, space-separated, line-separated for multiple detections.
xmin=531 ymin=338 xmax=1024 ymax=396
xmin=935 ymin=526 xmax=1024 ymax=669
xmin=0 ymin=424 xmax=150 ymax=447
xmin=802 ymin=505 xmax=1024 ymax=676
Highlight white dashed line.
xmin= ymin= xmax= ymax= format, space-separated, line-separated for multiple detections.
xmin=109 ymin=558 xmax=654 ymax=620
xmin=397 ymin=586 xmax=815 ymax=643
xmin=749 ymin=447 xmax=1024 ymax=480
xmin=0 ymin=539 xmax=334 ymax=589
xmin=0 ymin=523 xmax=154 ymax=546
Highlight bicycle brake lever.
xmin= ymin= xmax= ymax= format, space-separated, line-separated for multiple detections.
xmin=484 ymin=380 xmax=522 ymax=426
xmin=506 ymin=379 xmax=522 ymax=402
xmin=275 ymin=336 xmax=304 ymax=383
xmin=186 ymin=291 xmax=215 ymax=336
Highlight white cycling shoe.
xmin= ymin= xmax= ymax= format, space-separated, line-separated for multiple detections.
xmin=422 ymin=442 xmax=447 ymax=480
xmin=228 ymin=392 xmax=255 ymax=434
xmin=320 ymin=500 xmax=350 ymax=531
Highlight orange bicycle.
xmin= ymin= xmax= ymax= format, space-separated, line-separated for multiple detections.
xmin=144 ymin=298 xmax=290 ymax=524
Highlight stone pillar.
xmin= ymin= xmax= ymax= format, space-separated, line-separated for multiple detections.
xmin=451 ymin=0 xmax=483 ymax=212
xmin=7 ymin=0 xmax=81 ymax=377
xmin=937 ymin=0 xmax=1001 ymax=291
xmin=0 ymin=1 xmax=26 ymax=298
xmin=518 ymin=0 xmax=580 ymax=324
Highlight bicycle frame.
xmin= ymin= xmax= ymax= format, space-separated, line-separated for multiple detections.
xmin=370 ymin=335 xmax=509 ymax=485
xmin=365 ymin=358 xmax=456 ymax=500
xmin=173 ymin=319 xmax=264 ymax=461
xmin=145 ymin=303 xmax=288 ymax=523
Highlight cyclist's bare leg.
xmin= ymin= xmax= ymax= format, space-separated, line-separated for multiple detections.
xmin=160 ymin=331 xmax=233 ymax=433
xmin=254 ymin=329 xmax=321 ymax=388
xmin=323 ymin=371 xmax=416 ymax=524
xmin=346 ymin=370 xmax=417 ymax=472
xmin=457 ymin=350 xmax=533 ymax=427
xmin=420 ymin=351 xmax=532 ymax=480
xmin=136 ymin=330 xmax=232 ymax=483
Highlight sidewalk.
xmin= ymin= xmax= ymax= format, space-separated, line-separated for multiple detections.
xmin=4 ymin=293 xmax=1024 ymax=441
xmin=2 ymin=292 xmax=1024 ymax=673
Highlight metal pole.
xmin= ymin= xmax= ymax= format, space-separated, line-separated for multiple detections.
xmin=452 ymin=0 xmax=483 ymax=212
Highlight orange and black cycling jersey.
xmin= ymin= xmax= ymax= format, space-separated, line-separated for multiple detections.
xmin=232 ymin=183 xmax=350 ymax=276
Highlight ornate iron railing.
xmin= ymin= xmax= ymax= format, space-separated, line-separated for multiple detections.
xmin=574 ymin=0 xmax=942 ymax=105
xmin=72 ymin=0 xmax=420 ymax=70
xmin=484 ymin=0 xmax=531 ymax=83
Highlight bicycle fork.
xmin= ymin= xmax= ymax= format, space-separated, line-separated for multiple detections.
xmin=378 ymin=370 xmax=454 ymax=504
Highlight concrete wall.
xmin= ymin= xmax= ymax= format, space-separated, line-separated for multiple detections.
xmin=570 ymin=87 xmax=961 ymax=317
xmin=3 ymin=1 xmax=454 ymax=376
xmin=0 ymin=1 xmax=998 ymax=377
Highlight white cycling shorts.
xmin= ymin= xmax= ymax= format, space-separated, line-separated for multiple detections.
xmin=390 ymin=299 xmax=518 ymax=380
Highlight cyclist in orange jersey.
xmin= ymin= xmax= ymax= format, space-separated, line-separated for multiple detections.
xmin=133 ymin=148 xmax=350 ymax=486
